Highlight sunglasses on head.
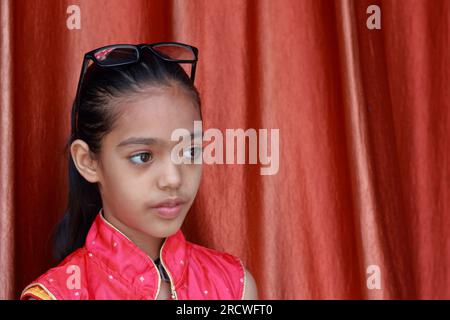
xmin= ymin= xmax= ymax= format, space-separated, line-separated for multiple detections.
xmin=72 ymin=42 xmax=199 ymax=134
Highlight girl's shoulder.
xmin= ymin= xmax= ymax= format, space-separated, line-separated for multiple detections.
xmin=188 ymin=240 xmax=245 ymax=268
xmin=20 ymin=247 xmax=88 ymax=300
xmin=186 ymin=240 xmax=246 ymax=298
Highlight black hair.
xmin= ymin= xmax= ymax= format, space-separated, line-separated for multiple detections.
xmin=53 ymin=48 xmax=202 ymax=263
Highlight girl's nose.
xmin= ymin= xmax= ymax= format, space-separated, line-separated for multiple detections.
xmin=157 ymin=157 xmax=182 ymax=191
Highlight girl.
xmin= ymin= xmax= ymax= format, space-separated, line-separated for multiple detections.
xmin=20 ymin=42 xmax=258 ymax=300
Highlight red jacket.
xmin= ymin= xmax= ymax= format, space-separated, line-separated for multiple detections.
xmin=21 ymin=211 xmax=246 ymax=300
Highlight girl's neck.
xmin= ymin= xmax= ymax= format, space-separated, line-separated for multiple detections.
xmin=101 ymin=209 xmax=165 ymax=260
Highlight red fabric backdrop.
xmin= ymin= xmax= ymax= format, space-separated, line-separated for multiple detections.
xmin=0 ymin=0 xmax=449 ymax=299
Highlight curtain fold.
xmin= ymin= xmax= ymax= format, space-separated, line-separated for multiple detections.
xmin=335 ymin=0 xmax=389 ymax=299
xmin=0 ymin=0 xmax=448 ymax=299
xmin=0 ymin=0 xmax=15 ymax=300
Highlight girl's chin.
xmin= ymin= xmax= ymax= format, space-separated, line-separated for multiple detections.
xmin=143 ymin=218 xmax=185 ymax=238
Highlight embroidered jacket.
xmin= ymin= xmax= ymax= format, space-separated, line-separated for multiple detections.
xmin=21 ymin=210 xmax=246 ymax=300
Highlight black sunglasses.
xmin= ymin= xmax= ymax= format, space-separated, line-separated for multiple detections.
xmin=72 ymin=41 xmax=199 ymax=134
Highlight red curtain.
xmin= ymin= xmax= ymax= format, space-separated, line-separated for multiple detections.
xmin=0 ymin=0 xmax=449 ymax=299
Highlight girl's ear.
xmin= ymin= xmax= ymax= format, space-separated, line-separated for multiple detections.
xmin=70 ymin=139 xmax=100 ymax=183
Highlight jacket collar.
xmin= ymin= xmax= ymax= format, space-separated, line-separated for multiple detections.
xmin=84 ymin=209 xmax=188 ymax=297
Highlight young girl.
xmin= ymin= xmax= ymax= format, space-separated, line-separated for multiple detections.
xmin=20 ymin=42 xmax=258 ymax=300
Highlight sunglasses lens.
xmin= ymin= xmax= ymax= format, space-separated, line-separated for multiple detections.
xmin=151 ymin=44 xmax=196 ymax=61
xmin=93 ymin=46 xmax=138 ymax=66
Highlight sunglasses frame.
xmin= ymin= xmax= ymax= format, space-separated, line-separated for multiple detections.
xmin=72 ymin=42 xmax=199 ymax=134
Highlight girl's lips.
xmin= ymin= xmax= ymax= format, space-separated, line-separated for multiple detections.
xmin=153 ymin=204 xmax=183 ymax=219
xmin=151 ymin=198 xmax=186 ymax=219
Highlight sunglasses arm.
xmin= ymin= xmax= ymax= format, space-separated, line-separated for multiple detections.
xmin=72 ymin=56 xmax=90 ymax=135
xmin=191 ymin=61 xmax=197 ymax=83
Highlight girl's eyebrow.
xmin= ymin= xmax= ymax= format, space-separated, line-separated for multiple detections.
xmin=116 ymin=137 xmax=160 ymax=148
xmin=116 ymin=132 xmax=203 ymax=148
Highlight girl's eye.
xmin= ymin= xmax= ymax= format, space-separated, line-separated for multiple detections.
xmin=129 ymin=152 xmax=153 ymax=165
xmin=184 ymin=145 xmax=202 ymax=160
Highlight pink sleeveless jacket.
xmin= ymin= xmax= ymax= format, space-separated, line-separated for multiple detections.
xmin=20 ymin=211 xmax=246 ymax=300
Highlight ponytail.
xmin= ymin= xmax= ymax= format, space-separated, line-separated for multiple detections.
xmin=52 ymin=138 xmax=102 ymax=262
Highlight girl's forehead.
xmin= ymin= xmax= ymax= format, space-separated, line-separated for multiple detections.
xmin=107 ymin=89 xmax=200 ymax=143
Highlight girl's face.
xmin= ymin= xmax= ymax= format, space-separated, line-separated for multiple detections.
xmin=92 ymin=85 xmax=202 ymax=240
